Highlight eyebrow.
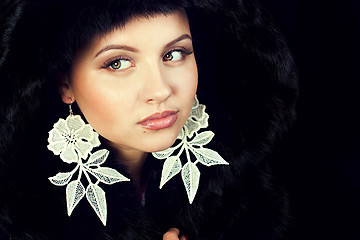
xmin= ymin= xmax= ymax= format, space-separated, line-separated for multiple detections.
xmin=94 ymin=34 xmax=192 ymax=58
xmin=164 ymin=34 xmax=192 ymax=49
xmin=94 ymin=45 xmax=138 ymax=58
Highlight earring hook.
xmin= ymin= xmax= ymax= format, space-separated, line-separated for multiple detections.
xmin=69 ymin=99 xmax=73 ymax=116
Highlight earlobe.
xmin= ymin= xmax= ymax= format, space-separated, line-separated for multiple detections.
xmin=57 ymin=73 xmax=75 ymax=104
xmin=61 ymin=95 xmax=74 ymax=104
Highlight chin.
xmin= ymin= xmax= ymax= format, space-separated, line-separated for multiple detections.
xmin=142 ymin=131 xmax=179 ymax=153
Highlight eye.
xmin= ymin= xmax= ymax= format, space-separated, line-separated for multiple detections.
xmin=163 ymin=49 xmax=193 ymax=62
xmin=103 ymin=58 xmax=133 ymax=71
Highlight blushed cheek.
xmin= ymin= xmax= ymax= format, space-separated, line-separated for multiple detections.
xmin=72 ymin=82 xmax=110 ymax=129
xmin=185 ymin=63 xmax=198 ymax=97
xmin=77 ymin=95 xmax=104 ymax=126
xmin=182 ymin=64 xmax=198 ymax=117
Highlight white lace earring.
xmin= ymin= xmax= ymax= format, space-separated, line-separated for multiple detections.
xmin=47 ymin=101 xmax=129 ymax=226
xmin=152 ymin=95 xmax=229 ymax=204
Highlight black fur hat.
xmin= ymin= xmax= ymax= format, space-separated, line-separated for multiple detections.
xmin=0 ymin=0 xmax=298 ymax=239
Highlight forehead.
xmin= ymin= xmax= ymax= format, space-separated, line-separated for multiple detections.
xmin=92 ymin=10 xmax=190 ymax=49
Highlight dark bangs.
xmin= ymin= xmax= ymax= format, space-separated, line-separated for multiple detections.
xmin=37 ymin=0 xmax=190 ymax=74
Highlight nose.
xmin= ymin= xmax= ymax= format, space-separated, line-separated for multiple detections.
xmin=141 ymin=62 xmax=172 ymax=104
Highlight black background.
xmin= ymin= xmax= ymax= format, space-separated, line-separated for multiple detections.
xmin=257 ymin=0 xmax=360 ymax=239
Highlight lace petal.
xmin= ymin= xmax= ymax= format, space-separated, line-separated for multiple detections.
xmin=75 ymin=141 xmax=92 ymax=160
xmin=193 ymin=147 xmax=229 ymax=167
xmin=60 ymin=145 xmax=78 ymax=164
xmin=152 ymin=146 xmax=177 ymax=160
xmin=160 ymin=156 xmax=182 ymax=189
xmin=49 ymin=171 xmax=74 ymax=186
xmin=198 ymin=112 xmax=209 ymax=129
xmin=192 ymin=95 xmax=199 ymax=109
xmin=66 ymin=180 xmax=85 ymax=216
xmin=89 ymin=132 xmax=101 ymax=148
xmin=190 ymin=131 xmax=214 ymax=146
xmin=76 ymin=124 xmax=94 ymax=141
xmin=185 ymin=118 xmax=200 ymax=138
xmin=66 ymin=115 xmax=85 ymax=132
xmin=47 ymin=140 xmax=66 ymax=155
xmin=48 ymin=128 xmax=65 ymax=143
xmin=86 ymin=184 xmax=107 ymax=226
xmin=190 ymin=104 xmax=205 ymax=120
xmin=87 ymin=167 xmax=130 ymax=185
xmin=54 ymin=118 xmax=69 ymax=134
xmin=181 ymin=162 xmax=200 ymax=204
xmin=85 ymin=149 xmax=109 ymax=166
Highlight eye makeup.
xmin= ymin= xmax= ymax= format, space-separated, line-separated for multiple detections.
xmin=98 ymin=37 xmax=194 ymax=72
xmin=101 ymin=56 xmax=134 ymax=71
xmin=162 ymin=47 xmax=194 ymax=62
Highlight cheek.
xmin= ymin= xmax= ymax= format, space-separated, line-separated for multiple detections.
xmin=71 ymin=73 xmax=130 ymax=133
xmin=174 ymin=60 xmax=198 ymax=121
xmin=184 ymin=61 xmax=198 ymax=105
xmin=172 ymin=59 xmax=198 ymax=96
xmin=73 ymin=85 xmax=109 ymax=129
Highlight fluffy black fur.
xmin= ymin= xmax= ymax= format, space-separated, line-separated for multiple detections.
xmin=0 ymin=0 xmax=23 ymax=67
xmin=0 ymin=0 xmax=298 ymax=239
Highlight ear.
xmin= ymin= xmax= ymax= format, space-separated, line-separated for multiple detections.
xmin=57 ymin=73 xmax=75 ymax=104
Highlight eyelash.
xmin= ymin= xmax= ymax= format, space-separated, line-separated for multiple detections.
xmin=101 ymin=47 xmax=194 ymax=71
xmin=162 ymin=47 xmax=193 ymax=62
xmin=101 ymin=56 xmax=133 ymax=71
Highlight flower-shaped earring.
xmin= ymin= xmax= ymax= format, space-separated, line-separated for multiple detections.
xmin=152 ymin=95 xmax=229 ymax=204
xmin=47 ymin=102 xmax=129 ymax=226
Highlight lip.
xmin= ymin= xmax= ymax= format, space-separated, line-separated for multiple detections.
xmin=138 ymin=111 xmax=178 ymax=130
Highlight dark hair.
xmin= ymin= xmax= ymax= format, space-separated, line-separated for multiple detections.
xmin=52 ymin=0 xmax=192 ymax=75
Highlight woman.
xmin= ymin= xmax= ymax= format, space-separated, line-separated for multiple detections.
xmin=0 ymin=0 xmax=298 ymax=239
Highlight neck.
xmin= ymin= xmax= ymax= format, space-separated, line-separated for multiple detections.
xmin=108 ymin=143 xmax=148 ymax=189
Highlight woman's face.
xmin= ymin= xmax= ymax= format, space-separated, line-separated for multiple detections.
xmin=61 ymin=10 xmax=198 ymax=154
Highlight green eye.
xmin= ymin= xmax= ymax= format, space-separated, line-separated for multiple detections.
xmin=105 ymin=59 xmax=133 ymax=70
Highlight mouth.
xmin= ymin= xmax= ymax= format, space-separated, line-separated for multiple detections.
xmin=138 ymin=111 xmax=178 ymax=130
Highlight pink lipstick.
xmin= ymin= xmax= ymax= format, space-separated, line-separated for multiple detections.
xmin=138 ymin=111 xmax=178 ymax=130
